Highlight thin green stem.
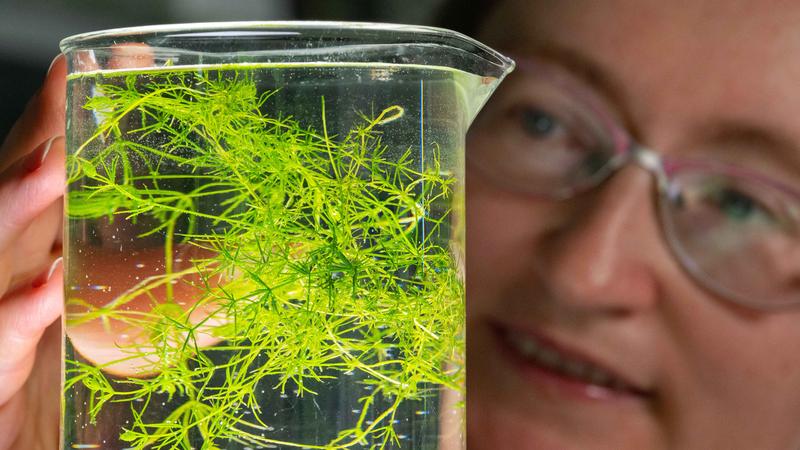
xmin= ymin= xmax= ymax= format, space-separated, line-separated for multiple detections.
xmin=65 ymin=65 xmax=464 ymax=449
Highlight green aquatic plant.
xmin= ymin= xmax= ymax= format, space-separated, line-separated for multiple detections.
xmin=65 ymin=67 xmax=464 ymax=449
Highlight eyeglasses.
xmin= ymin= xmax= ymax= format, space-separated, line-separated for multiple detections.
xmin=467 ymin=60 xmax=800 ymax=310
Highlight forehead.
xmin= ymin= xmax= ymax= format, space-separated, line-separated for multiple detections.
xmin=480 ymin=0 xmax=800 ymax=74
xmin=479 ymin=0 xmax=800 ymax=145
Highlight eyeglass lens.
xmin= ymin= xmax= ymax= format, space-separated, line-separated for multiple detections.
xmin=468 ymin=67 xmax=800 ymax=308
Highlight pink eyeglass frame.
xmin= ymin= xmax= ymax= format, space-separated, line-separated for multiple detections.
xmin=478 ymin=56 xmax=800 ymax=309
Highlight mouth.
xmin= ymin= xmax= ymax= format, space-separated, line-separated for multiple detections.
xmin=491 ymin=324 xmax=652 ymax=401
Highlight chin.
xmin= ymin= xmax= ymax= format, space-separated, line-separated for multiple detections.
xmin=467 ymin=407 xmax=573 ymax=450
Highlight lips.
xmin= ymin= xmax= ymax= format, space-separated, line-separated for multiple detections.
xmin=493 ymin=324 xmax=651 ymax=399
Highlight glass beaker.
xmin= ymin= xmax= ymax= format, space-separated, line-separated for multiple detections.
xmin=60 ymin=22 xmax=512 ymax=450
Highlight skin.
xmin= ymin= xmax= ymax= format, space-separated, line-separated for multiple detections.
xmin=467 ymin=0 xmax=800 ymax=449
xmin=0 ymin=46 xmax=158 ymax=449
xmin=60 ymin=43 xmax=227 ymax=379
xmin=0 ymin=55 xmax=65 ymax=450
xmin=5 ymin=3 xmax=800 ymax=449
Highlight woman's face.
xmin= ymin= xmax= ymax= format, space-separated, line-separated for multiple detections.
xmin=467 ymin=1 xmax=800 ymax=448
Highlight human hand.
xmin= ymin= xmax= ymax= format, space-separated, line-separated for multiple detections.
xmin=0 ymin=55 xmax=66 ymax=450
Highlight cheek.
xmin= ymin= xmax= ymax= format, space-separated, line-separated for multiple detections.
xmin=664 ymin=305 xmax=800 ymax=445
xmin=681 ymin=309 xmax=800 ymax=390
xmin=466 ymin=169 xmax=552 ymax=314
xmin=710 ymin=322 xmax=800 ymax=400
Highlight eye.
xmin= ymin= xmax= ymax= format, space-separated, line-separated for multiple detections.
xmin=510 ymin=104 xmax=614 ymax=179
xmin=668 ymin=171 xmax=800 ymax=239
xmin=467 ymin=84 xmax=619 ymax=196
xmin=520 ymin=107 xmax=563 ymax=138
xmin=714 ymin=188 xmax=759 ymax=220
xmin=685 ymin=177 xmax=784 ymax=229
xmin=709 ymin=187 xmax=774 ymax=224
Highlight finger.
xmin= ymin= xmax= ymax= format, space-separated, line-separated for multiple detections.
xmin=0 ymin=136 xmax=65 ymax=251
xmin=108 ymin=43 xmax=155 ymax=70
xmin=6 ymin=321 xmax=61 ymax=450
xmin=5 ymin=198 xmax=62 ymax=296
xmin=0 ymin=260 xmax=63 ymax=407
xmin=0 ymin=54 xmax=66 ymax=173
xmin=0 ymin=390 xmax=25 ymax=449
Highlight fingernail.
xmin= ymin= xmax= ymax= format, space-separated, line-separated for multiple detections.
xmin=23 ymin=136 xmax=58 ymax=174
xmin=47 ymin=54 xmax=63 ymax=77
xmin=32 ymin=257 xmax=63 ymax=289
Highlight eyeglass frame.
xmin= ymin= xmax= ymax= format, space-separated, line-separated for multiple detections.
xmin=467 ymin=57 xmax=800 ymax=311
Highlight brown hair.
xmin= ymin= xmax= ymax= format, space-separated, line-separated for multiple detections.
xmin=434 ymin=0 xmax=500 ymax=38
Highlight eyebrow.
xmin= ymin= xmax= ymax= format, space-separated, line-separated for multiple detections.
xmin=514 ymin=41 xmax=800 ymax=177
xmin=514 ymin=41 xmax=638 ymax=134
xmin=698 ymin=121 xmax=800 ymax=178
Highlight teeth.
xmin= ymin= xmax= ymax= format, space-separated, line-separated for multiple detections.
xmin=538 ymin=346 xmax=560 ymax=367
xmin=610 ymin=379 xmax=629 ymax=391
xmin=588 ymin=367 xmax=612 ymax=386
xmin=514 ymin=335 xmax=539 ymax=357
xmin=506 ymin=331 xmax=627 ymax=391
xmin=562 ymin=358 xmax=586 ymax=379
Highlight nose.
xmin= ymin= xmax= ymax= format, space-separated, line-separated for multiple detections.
xmin=533 ymin=165 xmax=664 ymax=317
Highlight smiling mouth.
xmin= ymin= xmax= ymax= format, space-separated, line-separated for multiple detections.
xmin=493 ymin=325 xmax=651 ymax=399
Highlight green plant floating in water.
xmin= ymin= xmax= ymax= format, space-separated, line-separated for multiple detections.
xmin=65 ymin=68 xmax=464 ymax=449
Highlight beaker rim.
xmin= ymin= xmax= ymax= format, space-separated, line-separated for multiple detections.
xmin=60 ymin=21 xmax=514 ymax=79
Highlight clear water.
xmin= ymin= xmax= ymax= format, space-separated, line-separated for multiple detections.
xmin=63 ymin=63 xmax=478 ymax=449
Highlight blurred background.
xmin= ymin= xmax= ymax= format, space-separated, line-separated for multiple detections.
xmin=0 ymin=0 xmax=451 ymax=143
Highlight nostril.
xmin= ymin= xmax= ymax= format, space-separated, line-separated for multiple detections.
xmin=535 ymin=241 xmax=660 ymax=316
